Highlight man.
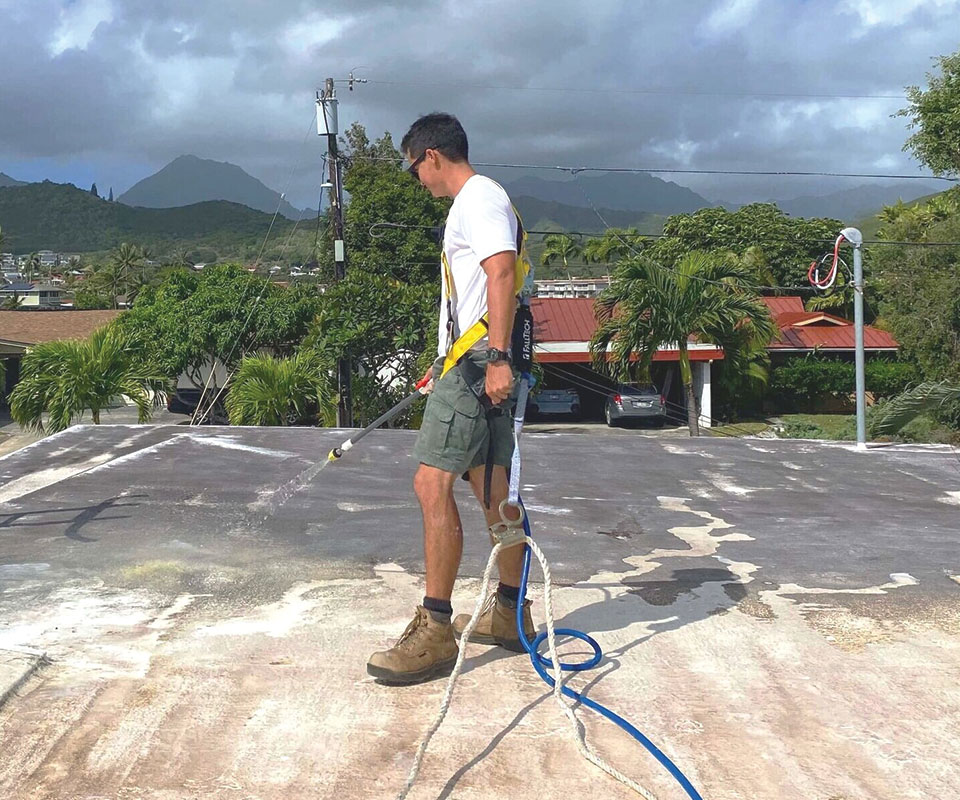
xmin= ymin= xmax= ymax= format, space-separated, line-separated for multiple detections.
xmin=367 ymin=113 xmax=536 ymax=685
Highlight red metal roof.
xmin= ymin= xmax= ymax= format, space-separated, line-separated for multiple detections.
xmin=531 ymin=297 xmax=598 ymax=342
xmin=761 ymin=296 xmax=805 ymax=316
xmin=530 ymin=295 xmax=898 ymax=361
xmin=531 ymin=297 xmax=724 ymax=363
xmin=769 ymin=325 xmax=898 ymax=350
xmin=760 ymin=296 xmax=898 ymax=351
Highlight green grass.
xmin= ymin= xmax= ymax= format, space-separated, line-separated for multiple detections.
xmin=778 ymin=413 xmax=857 ymax=440
xmin=708 ymin=421 xmax=771 ymax=437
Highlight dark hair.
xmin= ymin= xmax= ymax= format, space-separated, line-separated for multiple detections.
xmin=401 ymin=113 xmax=469 ymax=163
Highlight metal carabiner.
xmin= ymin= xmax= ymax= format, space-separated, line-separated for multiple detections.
xmin=488 ymin=500 xmax=527 ymax=549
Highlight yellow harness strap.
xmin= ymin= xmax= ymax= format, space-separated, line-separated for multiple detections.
xmin=440 ymin=203 xmax=531 ymax=378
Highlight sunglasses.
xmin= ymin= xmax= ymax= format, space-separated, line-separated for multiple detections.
xmin=407 ymin=149 xmax=431 ymax=179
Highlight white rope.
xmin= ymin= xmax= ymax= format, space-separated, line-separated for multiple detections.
xmin=397 ymin=537 xmax=659 ymax=800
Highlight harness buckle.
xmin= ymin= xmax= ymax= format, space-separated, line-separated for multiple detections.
xmin=488 ymin=500 xmax=527 ymax=549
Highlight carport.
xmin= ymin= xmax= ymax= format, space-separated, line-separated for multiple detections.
xmin=531 ymin=297 xmax=722 ymax=426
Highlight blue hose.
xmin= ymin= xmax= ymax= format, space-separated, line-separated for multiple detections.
xmin=515 ymin=498 xmax=704 ymax=800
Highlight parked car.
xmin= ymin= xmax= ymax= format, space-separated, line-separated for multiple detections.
xmin=527 ymin=387 xmax=581 ymax=421
xmin=167 ymin=386 xmax=229 ymax=423
xmin=604 ymin=384 xmax=666 ymax=427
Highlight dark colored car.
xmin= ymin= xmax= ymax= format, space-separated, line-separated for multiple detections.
xmin=527 ymin=388 xmax=581 ymax=421
xmin=604 ymin=384 xmax=666 ymax=427
xmin=167 ymin=387 xmax=229 ymax=423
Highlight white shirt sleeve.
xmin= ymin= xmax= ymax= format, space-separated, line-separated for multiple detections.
xmin=460 ymin=179 xmax=518 ymax=264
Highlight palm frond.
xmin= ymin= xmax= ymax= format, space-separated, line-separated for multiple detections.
xmin=868 ymin=381 xmax=960 ymax=435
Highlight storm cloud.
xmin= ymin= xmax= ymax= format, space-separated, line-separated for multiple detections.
xmin=1 ymin=0 xmax=957 ymax=208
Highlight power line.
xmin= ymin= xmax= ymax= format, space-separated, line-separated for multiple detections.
xmin=363 ymin=78 xmax=908 ymax=101
xmin=353 ymin=154 xmax=955 ymax=183
xmin=540 ymin=363 xmax=755 ymax=438
xmin=368 ymin=221 xmax=960 ymax=248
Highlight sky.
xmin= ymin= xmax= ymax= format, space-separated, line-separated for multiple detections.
xmin=1 ymin=0 xmax=958 ymax=210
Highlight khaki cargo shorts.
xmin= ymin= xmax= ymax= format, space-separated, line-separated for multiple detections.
xmin=412 ymin=352 xmax=517 ymax=476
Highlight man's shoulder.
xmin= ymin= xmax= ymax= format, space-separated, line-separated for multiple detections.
xmin=459 ymin=174 xmax=512 ymax=207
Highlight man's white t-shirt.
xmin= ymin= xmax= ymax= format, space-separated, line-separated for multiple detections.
xmin=438 ymin=174 xmax=518 ymax=358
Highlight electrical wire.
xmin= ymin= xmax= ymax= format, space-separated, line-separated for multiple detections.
xmin=540 ymin=362 xmax=761 ymax=437
xmin=808 ymin=234 xmax=847 ymax=290
xmin=369 ymin=220 xmax=960 ymax=249
xmin=191 ymin=114 xmax=319 ymax=425
xmin=362 ymin=77 xmax=910 ymax=101
xmin=352 ymin=154 xmax=955 ymax=183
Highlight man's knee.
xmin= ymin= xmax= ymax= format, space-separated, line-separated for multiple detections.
xmin=414 ymin=464 xmax=457 ymax=506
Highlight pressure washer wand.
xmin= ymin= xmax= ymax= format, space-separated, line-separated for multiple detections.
xmin=327 ymin=374 xmax=432 ymax=461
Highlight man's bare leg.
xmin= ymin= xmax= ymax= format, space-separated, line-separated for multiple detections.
xmin=467 ymin=464 xmax=524 ymax=586
xmin=414 ymin=463 xmax=463 ymax=601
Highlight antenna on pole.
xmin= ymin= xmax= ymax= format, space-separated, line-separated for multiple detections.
xmin=316 ymin=76 xmax=358 ymax=427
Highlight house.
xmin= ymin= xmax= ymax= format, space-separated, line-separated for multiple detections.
xmin=760 ymin=296 xmax=898 ymax=360
xmin=0 ymin=283 xmax=64 ymax=309
xmin=535 ymin=276 xmax=611 ymax=298
xmin=0 ymin=310 xmax=123 ymax=403
xmin=531 ymin=297 xmax=722 ymax=426
xmin=530 ymin=296 xmax=898 ymax=426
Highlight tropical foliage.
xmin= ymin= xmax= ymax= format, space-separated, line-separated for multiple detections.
xmin=898 ymin=49 xmax=960 ymax=177
xmin=225 ymin=351 xmax=337 ymax=426
xmin=591 ymin=251 xmax=776 ymax=435
xmin=8 ymin=326 xmax=167 ymax=432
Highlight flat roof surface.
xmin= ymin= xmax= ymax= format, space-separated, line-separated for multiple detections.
xmin=1 ymin=425 xmax=959 ymax=799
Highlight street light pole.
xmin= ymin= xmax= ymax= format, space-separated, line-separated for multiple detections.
xmin=840 ymin=226 xmax=866 ymax=450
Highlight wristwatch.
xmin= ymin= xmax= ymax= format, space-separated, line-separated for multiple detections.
xmin=485 ymin=347 xmax=511 ymax=364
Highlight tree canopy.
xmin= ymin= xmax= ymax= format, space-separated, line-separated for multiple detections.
xmin=115 ymin=264 xmax=323 ymax=388
xmin=651 ymin=203 xmax=842 ymax=289
xmin=899 ymin=49 xmax=960 ymax=177
xmin=338 ymin=123 xmax=448 ymax=285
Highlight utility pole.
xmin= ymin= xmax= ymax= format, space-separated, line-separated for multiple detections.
xmin=318 ymin=77 xmax=352 ymax=427
xmin=840 ymin=226 xmax=867 ymax=450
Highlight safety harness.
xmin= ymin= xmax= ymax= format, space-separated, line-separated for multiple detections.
xmin=438 ymin=200 xmax=535 ymax=509
xmin=438 ymin=204 xmax=533 ymax=379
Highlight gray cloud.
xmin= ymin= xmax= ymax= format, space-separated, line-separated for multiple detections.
xmin=1 ymin=0 xmax=957 ymax=209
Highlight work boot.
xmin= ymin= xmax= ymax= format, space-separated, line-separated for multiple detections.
xmin=453 ymin=592 xmax=536 ymax=653
xmin=367 ymin=606 xmax=459 ymax=685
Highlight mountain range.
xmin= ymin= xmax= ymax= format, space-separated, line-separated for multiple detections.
xmin=0 ymin=172 xmax=29 ymax=189
xmin=0 ymin=180 xmax=308 ymax=257
xmin=118 ymin=155 xmax=306 ymax=221
xmin=0 ymin=155 xmax=944 ymax=254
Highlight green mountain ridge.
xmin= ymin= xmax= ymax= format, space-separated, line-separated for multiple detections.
xmin=511 ymin=195 xmax=664 ymax=234
xmin=0 ymin=172 xmax=29 ymax=189
xmin=0 ymin=180 xmax=310 ymax=259
xmin=119 ymin=154 xmax=306 ymax=221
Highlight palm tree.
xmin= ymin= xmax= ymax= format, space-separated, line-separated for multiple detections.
xmin=540 ymin=234 xmax=582 ymax=278
xmin=591 ymin=251 xmax=777 ymax=436
xmin=582 ymin=228 xmax=644 ymax=265
xmin=2 ymin=291 xmax=23 ymax=310
xmin=868 ymin=381 xmax=960 ymax=437
xmin=167 ymin=247 xmax=193 ymax=270
xmin=225 ymin=351 xmax=337 ymax=426
xmin=8 ymin=326 xmax=168 ymax=433
xmin=25 ymin=252 xmax=40 ymax=282
xmin=110 ymin=242 xmax=146 ymax=304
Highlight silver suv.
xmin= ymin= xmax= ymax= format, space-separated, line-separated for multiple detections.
xmin=604 ymin=384 xmax=666 ymax=427
xmin=528 ymin=388 xmax=581 ymax=421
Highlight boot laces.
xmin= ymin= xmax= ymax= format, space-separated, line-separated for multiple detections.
xmin=396 ymin=608 xmax=429 ymax=649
